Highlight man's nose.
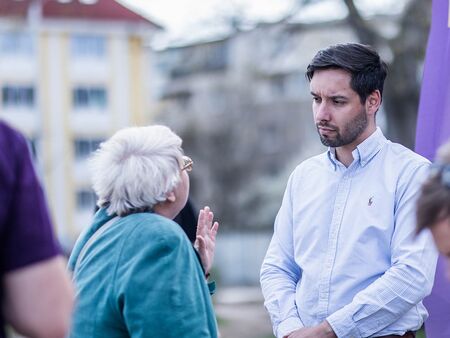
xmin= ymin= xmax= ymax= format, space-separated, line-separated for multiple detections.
xmin=315 ymin=102 xmax=331 ymax=122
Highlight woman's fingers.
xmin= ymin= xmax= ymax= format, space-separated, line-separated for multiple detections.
xmin=198 ymin=206 xmax=217 ymax=231
xmin=211 ymin=221 xmax=219 ymax=236
xmin=206 ymin=208 xmax=213 ymax=225
xmin=196 ymin=235 xmax=205 ymax=251
xmin=197 ymin=209 xmax=206 ymax=237
xmin=198 ymin=209 xmax=205 ymax=227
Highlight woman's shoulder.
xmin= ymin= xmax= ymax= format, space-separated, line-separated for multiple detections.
xmin=113 ymin=213 xmax=196 ymax=277
xmin=120 ymin=212 xmax=189 ymax=248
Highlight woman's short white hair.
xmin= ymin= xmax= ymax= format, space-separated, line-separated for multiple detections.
xmin=90 ymin=125 xmax=183 ymax=216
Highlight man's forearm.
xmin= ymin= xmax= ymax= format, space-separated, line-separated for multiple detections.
xmin=284 ymin=321 xmax=337 ymax=338
xmin=320 ymin=321 xmax=338 ymax=338
xmin=326 ymin=258 xmax=436 ymax=337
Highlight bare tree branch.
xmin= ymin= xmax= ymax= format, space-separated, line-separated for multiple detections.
xmin=381 ymin=0 xmax=431 ymax=147
xmin=342 ymin=0 xmax=379 ymax=45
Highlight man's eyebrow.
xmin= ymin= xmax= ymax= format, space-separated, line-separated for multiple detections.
xmin=330 ymin=95 xmax=348 ymax=100
xmin=310 ymin=92 xmax=348 ymax=100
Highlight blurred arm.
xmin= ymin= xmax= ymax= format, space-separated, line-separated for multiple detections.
xmin=2 ymin=256 xmax=74 ymax=338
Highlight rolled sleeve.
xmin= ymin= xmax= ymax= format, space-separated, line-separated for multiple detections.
xmin=327 ymin=305 xmax=361 ymax=338
xmin=276 ymin=316 xmax=305 ymax=338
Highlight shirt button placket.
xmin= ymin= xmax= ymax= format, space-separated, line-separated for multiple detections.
xmin=317 ymin=171 xmax=352 ymax=319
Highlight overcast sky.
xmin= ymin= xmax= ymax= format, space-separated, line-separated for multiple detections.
xmin=119 ymin=0 xmax=408 ymax=45
xmin=120 ymin=0 xmax=293 ymax=35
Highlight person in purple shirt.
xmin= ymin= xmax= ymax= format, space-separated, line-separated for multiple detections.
xmin=0 ymin=121 xmax=73 ymax=338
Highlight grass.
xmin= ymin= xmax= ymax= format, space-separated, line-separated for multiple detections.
xmin=216 ymin=316 xmax=229 ymax=326
xmin=417 ymin=327 xmax=426 ymax=338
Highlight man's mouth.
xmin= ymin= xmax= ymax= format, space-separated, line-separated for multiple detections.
xmin=318 ymin=126 xmax=337 ymax=133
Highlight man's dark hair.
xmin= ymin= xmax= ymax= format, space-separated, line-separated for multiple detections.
xmin=306 ymin=43 xmax=388 ymax=104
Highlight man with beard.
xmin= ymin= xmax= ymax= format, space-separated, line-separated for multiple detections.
xmin=260 ymin=43 xmax=438 ymax=338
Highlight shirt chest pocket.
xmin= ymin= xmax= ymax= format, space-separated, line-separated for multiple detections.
xmin=343 ymin=191 xmax=395 ymax=244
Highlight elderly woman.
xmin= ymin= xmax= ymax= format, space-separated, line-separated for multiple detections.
xmin=68 ymin=125 xmax=219 ymax=338
xmin=417 ymin=141 xmax=450 ymax=271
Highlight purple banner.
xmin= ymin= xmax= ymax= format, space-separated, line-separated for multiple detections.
xmin=415 ymin=0 xmax=450 ymax=159
xmin=415 ymin=0 xmax=450 ymax=337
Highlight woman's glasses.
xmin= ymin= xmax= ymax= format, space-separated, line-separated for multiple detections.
xmin=181 ymin=156 xmax=193 ymax=172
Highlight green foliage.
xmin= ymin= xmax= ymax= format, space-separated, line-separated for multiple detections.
xmin=417 ymin=327 xmax=426 ymax=338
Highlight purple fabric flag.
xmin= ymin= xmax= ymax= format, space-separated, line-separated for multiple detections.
xmin=415 ymin=0 xmax=450 ymax=337
xmin=415 ymin=0 xmax=450 ymax=159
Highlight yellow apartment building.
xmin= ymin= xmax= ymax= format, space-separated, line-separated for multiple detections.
xmin=0 ymin=0 xmax=162 ymax=249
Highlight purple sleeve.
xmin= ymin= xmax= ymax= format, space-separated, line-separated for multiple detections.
xmin=0 ymin=122 xmax=60 ymax=273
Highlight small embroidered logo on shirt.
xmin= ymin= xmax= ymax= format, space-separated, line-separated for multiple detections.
xmin=368 ymin=197 xmax=374 ymax=206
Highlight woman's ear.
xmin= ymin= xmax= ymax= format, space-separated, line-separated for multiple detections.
xmin=166 ymin=191 xmax=176 ymax=203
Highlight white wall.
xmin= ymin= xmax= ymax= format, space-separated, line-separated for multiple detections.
xmin=214 ymin=231 xmax=272 ymax=286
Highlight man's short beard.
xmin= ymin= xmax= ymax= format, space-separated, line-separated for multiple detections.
xmin=317 ymin=108 xmax=368 ymax=147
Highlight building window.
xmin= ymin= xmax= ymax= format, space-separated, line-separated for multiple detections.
xmin=261 ymin=123 xmax=281 ymax=154
xmin=2 ymin=85 xmax=35 ymax=108
xmin=74 ymin=138 xmax=103 ymax=160
xmin=271 ymin=75 xmax=287 ymax=96
xmin=73 ymin=87 xmax=107 ymax=110
xmin=76 ymin=189 xmax=97 ymax=211
xmin=162 ymin=90 xmax=191 ymax=110
xmin=71 ymin=35 xmax=106 ymax=58
xmin=0 ymin=32 xmax=33 ymax=55
xmin=171 ymin=41 xmax=228 ymax=78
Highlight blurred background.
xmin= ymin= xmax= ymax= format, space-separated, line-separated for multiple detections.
xmin=0 ymin=0 xmax=431 ymax=337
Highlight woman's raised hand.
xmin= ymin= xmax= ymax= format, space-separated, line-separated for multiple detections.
xmin=194 ymin=206 xmax=219 ymax=276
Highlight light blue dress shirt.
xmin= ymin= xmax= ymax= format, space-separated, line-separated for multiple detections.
xmin=260 ymin=128 xmax=438 ymax=338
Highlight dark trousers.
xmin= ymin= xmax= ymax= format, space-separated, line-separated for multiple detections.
xmin=376 ymin=332 xmax=415 ymax=338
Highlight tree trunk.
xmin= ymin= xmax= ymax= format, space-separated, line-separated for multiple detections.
xmin=340 ymin=0 xmax=431 ymax=148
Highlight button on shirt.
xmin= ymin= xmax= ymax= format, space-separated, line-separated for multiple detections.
xmin=260 ymin=128 xmax=438 ymax=338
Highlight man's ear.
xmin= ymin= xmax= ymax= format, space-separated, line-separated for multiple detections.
xmin=166 ymin=191 xmax=176 ymax=203
xmin=366 ymin=90 xmax=381 ymax=115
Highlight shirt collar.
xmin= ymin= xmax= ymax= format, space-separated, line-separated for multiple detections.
xmin=327 ymin=127 xmax=387 ymax=169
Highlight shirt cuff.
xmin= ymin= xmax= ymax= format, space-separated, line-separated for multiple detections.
xmin=326 ymin=309 xmax=361 ymax=338
xmin=276 ymin=316 xmax=304 ymax=338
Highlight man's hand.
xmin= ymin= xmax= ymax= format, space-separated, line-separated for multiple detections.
xmin=194 ymin=206 xmax=219 ymax=275
xmin=285 ymin=321 xmax=337 ymax=338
